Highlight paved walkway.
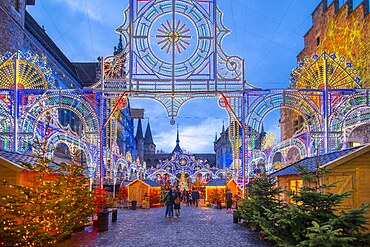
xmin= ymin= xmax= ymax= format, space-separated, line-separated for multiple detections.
xmin=59 ymin=206 xmax=271 ymax=247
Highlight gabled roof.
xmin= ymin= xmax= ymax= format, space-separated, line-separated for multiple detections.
xmin=0 ymin=149 xmax=39 ymax=168
xmin=142 ymin=179 xmax=161 ymax=187
xmin=205 ymin=179 xmax=227 ymax=187
xmin=271 ymin=146 xmax=365 ymax=177
xmin=124 ymin=179 xmax=161 ymax=187
xmin=73 ymin=62 xmax=99 ymax=87
xmin=0 ymin=149 xmax=59 ymax=170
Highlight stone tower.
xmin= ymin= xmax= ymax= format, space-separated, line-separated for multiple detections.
xmin=144 ymin=121 xmax=156 ymax=155
xmin=135 ymin=119 xmax=145 ymax=163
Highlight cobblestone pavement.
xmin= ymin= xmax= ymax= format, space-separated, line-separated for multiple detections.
xmin=59 ymin=205 xmax=271 ymax=247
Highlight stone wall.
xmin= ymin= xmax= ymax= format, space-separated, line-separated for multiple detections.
xmin=299 ymin=0 xmax=369 ymax=86
xmin=0 ymin=0 xmax=27 ymax=55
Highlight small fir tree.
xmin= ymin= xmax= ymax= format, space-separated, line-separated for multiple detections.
xmin=117 ymin=186 xmax=128 ymax=202
xmin=237 ymin=176 xmax=285 ymax=231
xmin=209 ymin=188 xmax=221 ymax=204
xmin=258 ymin=156 xmax=369 ymax=246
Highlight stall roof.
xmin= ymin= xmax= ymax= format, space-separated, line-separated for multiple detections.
xmin=270 ymin=146 xmax=364 ymax=177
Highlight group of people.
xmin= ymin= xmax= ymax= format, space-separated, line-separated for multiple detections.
xmin=163 ymin=188 xmax=201 ymax=218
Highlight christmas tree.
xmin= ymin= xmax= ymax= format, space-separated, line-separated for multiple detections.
xmin=0 ymin=138 xmax=63 ymax=246
xmin=55 ymin=151 xmax=95 ymax=237
xmin=0 ymin=128 xmax=95 ymax=245
xmin=179 ymin=169 xmax=188 ymax=191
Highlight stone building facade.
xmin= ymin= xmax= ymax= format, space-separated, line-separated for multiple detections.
xmin=0 ymin=0 xmax=33 ymax=55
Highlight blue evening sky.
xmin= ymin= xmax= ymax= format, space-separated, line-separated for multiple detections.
xmin=27 ymin=0 xmax=362 ymax=153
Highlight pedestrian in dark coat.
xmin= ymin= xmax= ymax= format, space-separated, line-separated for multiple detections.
xmin=164 ymin=188 xmax=175 ymax=218
xmin=226 ymin=191 xmax=233 ymax=211
xmin=192 ymin=189 xmax=200 ymax=207
xmin=185 ymin=190 xmax=190 ymax=206
xmin=174 ymin=188 xmax=181 ymax=218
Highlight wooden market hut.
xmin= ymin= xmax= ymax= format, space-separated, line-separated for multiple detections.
xmin=271 ymin=145 xmax=370 ymax=225
xmin=124 ymin=179 xmax=161 ymax=206
xmin=204 ymin=178 xmax=239 ymax=203
xmin=0 ymin=149 xmax=59 ymax=194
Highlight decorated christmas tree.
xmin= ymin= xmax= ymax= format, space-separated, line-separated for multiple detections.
xmin=0 ymin=128 xmax=95 ymax=245
xmin=0 ymin=138 xmax=63 ymax=246
xmin=179 ymin=169 xmax=188 ymax=191
xmin=55 ymin=151 xmax=95 ymax=236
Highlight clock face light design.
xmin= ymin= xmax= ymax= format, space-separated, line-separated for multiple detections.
xmin=156 ymin=19 xmax=191 ymax=55
xmin=128 ymin=0 xmax=214 ymax=78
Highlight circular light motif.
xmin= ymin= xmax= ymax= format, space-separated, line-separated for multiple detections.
xmin=179 ymin=157 xmax=187 ymax=166
xmin=134 ymin=1 xmax=212 ymax=78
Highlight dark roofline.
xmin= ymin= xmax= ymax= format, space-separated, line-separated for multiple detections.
xmin=24 ymin=11 xmax=82 ymax=87
xmin=26 ymin=0 xmax=36 ymax=5
xmin=72 ymin=62 xmax=99 ymax=87
xmin=270 ymin=146 xmax=364 ymax=177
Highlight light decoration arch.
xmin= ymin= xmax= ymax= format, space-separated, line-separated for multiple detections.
xmin=330 ymin=92 xmax=370 ymax=133
xmin=266 ymin=137 xmax=307 ymax=172
xmin=46 ymin=132 xmax=96 ymax=178
xmin=0 ymin=98 xmax=13 ymax=150
xmin=19 ymin=92 xmax=99 ymax=141
xmin=245 ymin=90 xmax=322 ymax=134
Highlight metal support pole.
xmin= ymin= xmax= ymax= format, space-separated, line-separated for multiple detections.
xmin=99 ymin=128 xmax=104 ymax=189
xmin=324 ymin=54 xmax=329 ymax=153
xmin=213 ymin=0 xmax=218 ymax=91
xmin=99 ymin=57 xmax=105 ymax=189
xmin=13 ymin=52 xmax=19 ymax=152
xmin=171 ymin=0 xmax=175 ymax=92
xmin=241 ymin=92 xmax=246 ymax=199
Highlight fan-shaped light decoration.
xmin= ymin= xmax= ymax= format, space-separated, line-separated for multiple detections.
xmin=0 ymin=59 xmax=49 ymax=89
xmin=290 ymin=52 xmax=361 ymax=90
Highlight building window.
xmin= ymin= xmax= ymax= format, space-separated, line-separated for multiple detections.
xmin=290 ymin=179 xmax=303 ymax=204
xmin=14 ymin=0 xmax=20 ymax=12
xmin=316 ymin=36 xmax=320 ymax=46
xmin=349 ymin=142 xmax=360 ymax=147
xmin=293 ymin=115 xmax=305 ymax=133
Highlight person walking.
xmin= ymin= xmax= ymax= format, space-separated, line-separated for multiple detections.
xmin=164 ymin=188 xmax=175 ymax=218
xmin=192 ymin=189 xmax=200 ymax=207
xmin=185 ymin=190 xmax=190 ymax=206
xmin=174 ymin=188 xmax=181 ymax=218
xmin=226 ymin=191 xmax=233 ymax=211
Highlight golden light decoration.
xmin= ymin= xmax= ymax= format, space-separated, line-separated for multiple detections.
xmin=156 ymin=20 xmax=191 ymax=54
xmin=103 ymin=53 xmax=126 ymax=79
xmin=319 ymin=7 xmax=369 ymax=86
xmin=262 ymin=132 xmax=277 ymax=150
xmin=0 ymin=59 xmax=49 ymax=89
xmin=297 ymin=4 xmax=369 ymax=87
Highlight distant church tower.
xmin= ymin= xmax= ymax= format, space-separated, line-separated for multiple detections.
xmin=135 ymin=119 xmax=145 ymax=163
xmin=172 ymin=125 xmax=182 ymax=154
xmin=144 ymin=121 xmax=156 ymax=155
xmin=256 ymin=123 xmax=267 ymax=149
